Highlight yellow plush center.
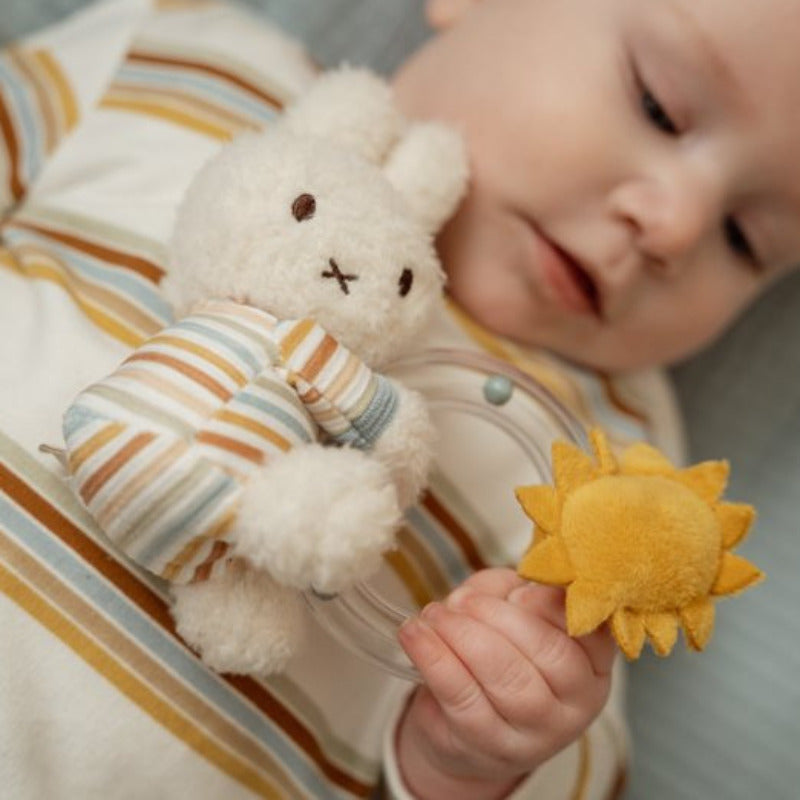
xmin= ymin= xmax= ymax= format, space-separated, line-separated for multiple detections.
xmin=561 ymin=475 xmax=721 ymax=610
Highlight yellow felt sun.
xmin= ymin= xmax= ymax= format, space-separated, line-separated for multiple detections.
xmin=515 ymin=429 xmax=765 ymax=659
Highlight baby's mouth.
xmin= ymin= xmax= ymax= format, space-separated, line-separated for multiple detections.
xmin=554 ymin=243 xmax=602 ymax=317
xmin=521 ymin=217 xmax=603 ymax=318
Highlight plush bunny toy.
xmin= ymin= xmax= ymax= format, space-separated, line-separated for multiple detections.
xmin=59 ymin=68 xmax=468 ymax=675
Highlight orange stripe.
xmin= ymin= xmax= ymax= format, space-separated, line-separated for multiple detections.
xmin=97 ymin=439 xmax=187 ymax=528
xmin=0 ymin=89 xmax=24 ymax=201
xmin=9 ymin=218 xmax=164 ymax=283
xmin=115 ymin=365 xmax=215 ymax=417
xmin=111 ymin=80 xmax=254 ymax=130
xmin=0 ymin=460 xmax=372 ymax=797
xmin=127 ymin=50 xmax=284 ymax=109
xmin=81 ymin=432 xmax=157 ymax=504
xmin=68 ymin=422 xmax=127 ymax=472
xmin=149 ymin=334 xmax=248 ymax=386
xmin=192 ymin=539 xmax=231 ymax=583
xmin=126 ymin=351 xmax=232 ymax=400
xmin=421 ymin=490 xmax=487 ymax=572
xmin=196 ymin=431 xmax=264 ymax=464
xmin=300 ymin=334 xmax=338 ymax=382
xmin=215 ymin=409 xmax=291 ymax=452
xmin=163 ymin=511 xmax=235 ymax=582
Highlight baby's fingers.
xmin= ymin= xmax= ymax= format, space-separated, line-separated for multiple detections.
xmin=398 ymin=612 xmax=507 ymax=745
xmin=408 ymin=602 xmax=560 ymax=734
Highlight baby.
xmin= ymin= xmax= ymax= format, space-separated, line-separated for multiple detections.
xmin=389 ymin=0 xmax=800 ymax=797
xmin=0 ymin=1 xmax=798 ymax=799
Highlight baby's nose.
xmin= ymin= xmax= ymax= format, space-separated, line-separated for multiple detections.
xmin=612 ymin=169 xmax=722 ymax=265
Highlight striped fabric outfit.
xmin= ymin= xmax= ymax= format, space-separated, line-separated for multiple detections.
xmin=64 ymin=298 xmax=398 ymax=584
xmin=0 ymin=1 xmax=685 ymax=798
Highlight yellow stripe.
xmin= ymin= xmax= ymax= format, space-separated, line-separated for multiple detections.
xmin=68 ymin=422 xmax=127 ymax=472
xmin=385 ymin=525 xmax=454 ymax=609
xmin=570 ymin=734 xmax=591 ymax=800
xmin=100 ymin=95 xmax=232 ymax=141
xmin=445 ymin=298 xmax=513 ymax=361
xmin=0 ymin=560 xmax=285 ymax=799
xmin=279 ymin=318 xmax=316 ymax=361
xmin=383 ymin=549 xmax=432 ymax=610
xmin=33 ymin=50 xmax=78 ymax=132
xmin=0 ymin=250 xmax=149 ymax=347
xmin=149 ymin=335 xmax=248 ymax=386
xmin=215 ymin=409 xmax=291 ymax=452
xmin=446 ymin=297 xmax=595 ymax=424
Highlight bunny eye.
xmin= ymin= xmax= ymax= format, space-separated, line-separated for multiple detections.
xmin=291 ymin=193 xmax=316 ymax=222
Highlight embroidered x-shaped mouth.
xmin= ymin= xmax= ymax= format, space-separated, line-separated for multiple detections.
xmin=322 ymin=258 xmax=358 ymax=294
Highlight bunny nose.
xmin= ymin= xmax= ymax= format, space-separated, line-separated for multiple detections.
xmin=399 ymin=268 xmax=413 ymax=297
xmin=322 ymin=258 xmax=358 ymax=295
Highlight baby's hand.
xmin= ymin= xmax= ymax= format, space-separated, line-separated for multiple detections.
xmin=396 ymin=568 xmax=615 ymax=800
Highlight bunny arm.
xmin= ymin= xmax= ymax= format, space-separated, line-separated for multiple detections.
xmin=63 ymin=406 xmax=243 ymax=584
xmin=274 ymin=318 xmax=434 ymax=507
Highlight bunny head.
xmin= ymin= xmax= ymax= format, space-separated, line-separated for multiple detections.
xmin=163 ymin=68 xmax=469 ymax=368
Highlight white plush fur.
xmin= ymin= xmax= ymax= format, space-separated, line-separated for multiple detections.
xmin=164 ymin=68 xmax=468 ymax=675
xmin=233 ymin=445 xmax=400 ymax=593
xmin=172 ymin=560 xmax=306 ymax=676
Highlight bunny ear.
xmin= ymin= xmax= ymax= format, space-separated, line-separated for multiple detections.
xmin=384 ymin=122 xmax=469 ymax=234
xmin=281 ymin=66 xmax=405 ymax=163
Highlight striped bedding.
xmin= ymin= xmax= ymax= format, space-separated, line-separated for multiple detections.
xmin=0 ymin=1 xmax=685 ymax=797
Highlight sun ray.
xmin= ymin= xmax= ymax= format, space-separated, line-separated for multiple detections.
xmin=610 ymin=608 xmax=646 ymax=660
xmin=715 ymin=502 xmax=756 ymax=549
xmin=644 ymin=612 xmax=679 ymax=656
xmin=675 ymin=461 xmax=729 ymax=504
xmin=680 ymin=597 xmax=715 ymax=651
xmin=566 ymin=579 xmax=618 ymax=637
xmin=518 ymin=535 xmax=575 ymax=585
xmin=619 ymin=442 xmax=675 ymax=476
xmin=552 ymin=441 xmax=597 ymax=494
xmin=515 ymin=485 xmax=560 ymax=533
xmin=711 ymin=552 xmax=765 ymax=596
xmin=589 ymin=428 xmax=618 ymax=475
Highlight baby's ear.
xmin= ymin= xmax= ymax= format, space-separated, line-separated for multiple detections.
xmin=384 ymin=122 xmax=469 ymax=234
xmin=281 ymin=66 xmax=405 ymax=163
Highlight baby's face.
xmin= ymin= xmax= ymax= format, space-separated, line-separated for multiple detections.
xmin=393 ymin=0 xmax=800 ymax=370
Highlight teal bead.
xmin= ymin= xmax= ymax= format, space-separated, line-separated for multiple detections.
xmin=483 ymin=375 xmax=513 ymax=405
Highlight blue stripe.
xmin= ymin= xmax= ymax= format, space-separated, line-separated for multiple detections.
xmin=0 ymin=56 xmax=43 ymax=190
xmin=62 ymin=404 xmax=106 ymax=440
xmin=3 ymin=227 xmax=172 ymax=324
xmin=118 ymin=63 xmax=279 ymax=122
xmin=577 ymin=373 xmax=647 ymax=443
xmin=173 ymin=319 xmax=263 ymax=374
xmin=338 ymin=375 xmax=398 ymax=449
xmin=0 ymin=491 xmax=352 ymax=799
xmin=134 ymin=471 xmax=239 ymax=568
xmin=235 ymin=390 xmax=313 ymax=443
xmin=403 ymin=504 xmax=473 ymax=587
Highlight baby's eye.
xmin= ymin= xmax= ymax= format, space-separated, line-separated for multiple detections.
xmin=292 ymin=193 xmax=316 ymax=222
xmin=641 ymin=88 xmax=678 ymax=135
xmin=723 ymin=217 xmax=758 ymax=267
